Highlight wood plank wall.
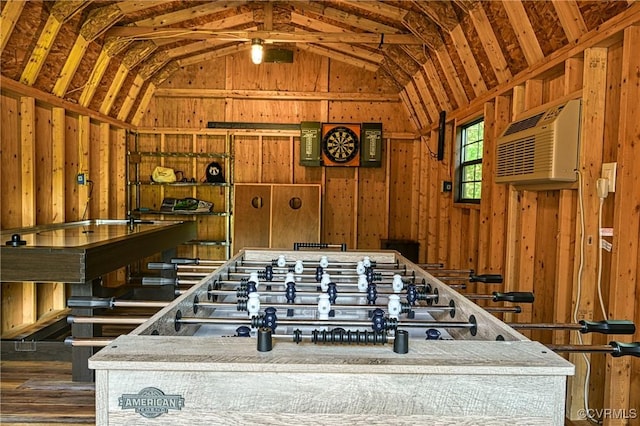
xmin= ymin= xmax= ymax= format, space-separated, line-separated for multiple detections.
xmin=0 ymin=92 xmax=127 ymax=335
xmin=141 ymin=49 xmax=418 ymax=253
xmin=1 ymin=24 xmax=639 ymax=425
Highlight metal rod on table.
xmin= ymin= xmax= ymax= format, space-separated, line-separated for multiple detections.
xmin=67 ymin=316 xmax=148 ymax=325
xmin=176 ymin=316 xmax=475 ymax=330
xmin=547 ymin=341 xmax=639 ymax=357
xmin=148 ymin=263 xmax=220 ymax=272
xmin=196 ymin=301 xmax=455 ymax=313
xmin=236 ymin=259 xmax=400 ymax=270
xmin=64 ymin=337 xmax=113 ymax=347
xmin=509 ymin=320 xmax=635 ymax=335
xmin=208 ymin=289 xmax=419 ymax=299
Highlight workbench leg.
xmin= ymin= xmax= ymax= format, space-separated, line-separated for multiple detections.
xmin=70 ymin=279 xmax=102 ymax=382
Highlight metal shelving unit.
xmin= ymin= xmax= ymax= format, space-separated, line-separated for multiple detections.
xmin=126 ymin=129 xmax=234 ymax=259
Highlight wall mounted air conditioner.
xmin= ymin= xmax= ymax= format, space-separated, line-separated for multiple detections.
xmin=495 ymin=99 xmax=581 ymax=184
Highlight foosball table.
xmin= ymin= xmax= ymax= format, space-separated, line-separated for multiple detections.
xmin=88 ymin=248 xmax=575 ymax=425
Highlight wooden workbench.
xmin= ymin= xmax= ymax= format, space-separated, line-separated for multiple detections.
xmin=1 ymin=219 xmax=197 ymax=381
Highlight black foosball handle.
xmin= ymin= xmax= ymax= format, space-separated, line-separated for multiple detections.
xmin=470 ymin=274 xmax=504 ymax=283
xmin=610 ymin=341 xmax=640 ymax=357
xmin=581 ymin=320 xmax=636 ymax=335
xmin=492 ymin=292 xmax=535 ymax=303
xmin=293 ymin=242 xmax=347 ymax=251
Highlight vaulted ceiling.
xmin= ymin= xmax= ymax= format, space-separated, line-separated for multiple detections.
xmin=0 ymin=1 xmax=634 ymax=130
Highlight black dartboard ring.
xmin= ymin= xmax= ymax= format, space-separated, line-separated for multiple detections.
xmin=322 ymin=126 xmax=360 ymax=163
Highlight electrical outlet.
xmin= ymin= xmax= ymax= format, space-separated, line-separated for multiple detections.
xmin=442 ymin=181 xmax=453 ymax=192
xmin=77 ymin=173 xmax=87 ymax=185
xmin=601 ymin=162 xmax=617 ymax=193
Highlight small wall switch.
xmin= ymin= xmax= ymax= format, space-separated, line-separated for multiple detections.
xmin=601 ymin=162 xmax=617 ymax=193
xmin=442 ymin=181 xmax=453 ymax=192
xmin=77 ymin=173 xmax=87 ymax=185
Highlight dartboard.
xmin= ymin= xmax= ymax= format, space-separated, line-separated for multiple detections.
xmin=322 ymin=126 xmax=360 ymax=164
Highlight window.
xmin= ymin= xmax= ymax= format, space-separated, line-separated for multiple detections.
xmin=457 ymin=118 xmax=484 ymax=203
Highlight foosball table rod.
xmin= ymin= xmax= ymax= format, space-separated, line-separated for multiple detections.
xmin=61 ymin=334 xmax=640 ymax=357
xmin=548 ymin=341 xmax=640 ymax=357
xmin=64 ymin=337 xmax=113 ymax=347
xmin=67 ymin=316 xmax=148 ymax=325
xmin=173 ymin=312 xmax=479 ymax=335
xmin=508 ymin=320 xmax=635 ymax=335
xmin=67 ymin=296 xmax=169 ymax=310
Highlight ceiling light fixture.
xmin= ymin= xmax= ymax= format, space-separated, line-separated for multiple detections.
xmin=251 ymin=38 xmax=264 ymax=64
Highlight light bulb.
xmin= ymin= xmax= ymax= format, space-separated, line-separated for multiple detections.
xmin=251 ymin=39 xmax=263 ymax=64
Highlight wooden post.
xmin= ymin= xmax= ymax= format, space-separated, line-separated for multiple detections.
xmin=603 ymin=25 xmax=640 ymax=426
xmin=77 ymin=115 xmax=90 ymax=220
xmin=20 ymin=97 xmax=36 ymax=226
xmin=566 ymin=46 xmax=608 ymax=420
xmin=51 ymin=107 xmax=66 ymax=223
xmin=553 ymin=57 xmax=583 ymax=346
xmin=98 ymin=123 xmax=110 ymax=218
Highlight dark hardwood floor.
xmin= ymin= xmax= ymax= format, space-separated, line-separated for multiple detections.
xmin=1 ymin=359 xmax=95 ymax=425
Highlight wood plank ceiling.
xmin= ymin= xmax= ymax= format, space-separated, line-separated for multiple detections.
xmin=0 ymin=0 xmax=633 ymax=131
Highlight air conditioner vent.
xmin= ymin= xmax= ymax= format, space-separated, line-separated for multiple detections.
xmin=496 ymin=136 xmax=535 ymax=177
xmin=502 ymin=112 xmax=545 ymax=137
xmin=495 ymin=99 xmax=581 ymax=185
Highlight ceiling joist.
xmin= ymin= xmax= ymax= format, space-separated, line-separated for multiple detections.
xmin=104 ymin=27 xmax=421 ymax=45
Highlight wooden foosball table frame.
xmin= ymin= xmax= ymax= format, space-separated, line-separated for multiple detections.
xmin=89 ymin=248 xmax=574 ymax=425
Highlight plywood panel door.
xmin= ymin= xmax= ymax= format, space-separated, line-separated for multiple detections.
xmin=270 ymin=185 xmax=321 ymax=249
xmin=233 ymin=184 xmax=272 ymax=254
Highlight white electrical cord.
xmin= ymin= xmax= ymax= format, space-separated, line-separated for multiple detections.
xmin=574 ymin=170 xmax=601 ymax=424
xmin=596 ymin=196 xmax=608 ymax=321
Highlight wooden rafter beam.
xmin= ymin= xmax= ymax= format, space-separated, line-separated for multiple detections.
xmin=291 ymin=1 xmax=401 ymax=34
xmin=296 ymin=43 xmax=379 ymax=72
xmin=153 ymin=88 xmax=399 ymax=102
xmin=551 ymin=0 xmax=588 ymax=43
xmin=400 ymin=44 xmax=429 ymax=65
xmin=337 ymin=0 xmax=409 ymax=22
xmin=451 ymin=0 xmax=478 ymax=14
xmin=264 ymin=2 xmax=273 ymax=31
xmin=104 ymin=27 xmax=421 ymax=44
xmin=177 ymin=43 xmax=252 ymax=67
xmin=468 ymin=4 xmax=512 ymax=84
xmin=0 ymin=0 xmax=26 ymax=52
xmin=19 ymin=1 xmax=92 ymax=86
xmin=19 ymin=15 xmax=64 ymax=85
xmin=433 ymin=46 xmax=469 ymax=108
xmin=412 ymin=0 xmax=459 ymax=32
xmin=384 ymin=45 xmax=421 ymax=76
xmin=53 ymin=3 xmax=125 ymax=97
xmin=132 ymin=1 xmax=247 ymax=27
xmin=100 ymin=41 xmax=157 ymax=115
xmin=421 ymin=57 xmax=452 ymax=111
xmin=502 ymin=0 xmax=544 ymax=66
xmin=402 ymin=11 xmax=444 ymax=50
xmin=317 ymin=42 xmax=384 ymax=64
xmin=137 ymin=52 xmax=171 ymax=80
xmin=117 ymin=75 xmax=145 ymax=121
xmin=290 ymin=12 xmax=349 ymax=34
xmin=449 ymin=26 xmax=487 ymax=96
xmin=117 ymin=1 xmax=168 ymax=15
